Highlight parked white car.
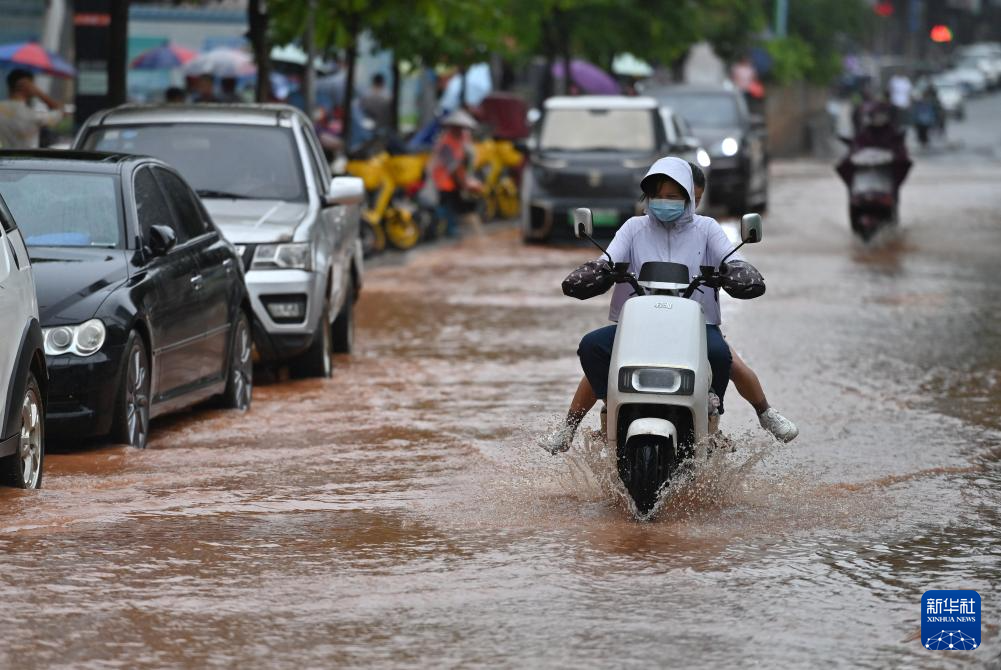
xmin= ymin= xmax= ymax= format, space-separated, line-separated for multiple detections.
xmin=75 ymin=104 xmax=366 ymax=378
xmin=0 ymin=192 xmax=46 ymax=489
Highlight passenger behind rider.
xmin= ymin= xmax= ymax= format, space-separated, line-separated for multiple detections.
xmin=540 ymin=156 xmax=766 ymax=454
xmin=689 ymin=162 xmax=798 ymax=442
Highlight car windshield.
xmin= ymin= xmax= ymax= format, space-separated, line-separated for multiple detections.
xmin=654 ymin=92 xmax=741 ymax=128
xmin=539 ymin=108 xmax=655 ymax=152
xmin=83 ymin=124 xmax=307 ymax=201
xmin=0 ymin=170 xmax=122 ymax=247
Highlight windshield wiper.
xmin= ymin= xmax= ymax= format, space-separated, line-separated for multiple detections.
xmin=196 ymin=189 xmax=251 ymax=199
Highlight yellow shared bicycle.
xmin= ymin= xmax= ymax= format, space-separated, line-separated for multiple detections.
xmin=474 ymin=138 xmax=523 ymax=221
xmin=346 ymin=152 xmax=426 ymax=255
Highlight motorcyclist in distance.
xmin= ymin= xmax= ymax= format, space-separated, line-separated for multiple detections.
xmin=837 ymin=100 xmax=912 ymax=196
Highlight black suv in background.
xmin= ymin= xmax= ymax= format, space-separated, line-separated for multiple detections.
xmin=521 ymin=95 xmax=706 ymax=243
xmin=649 ymin=86 xmax=768 ymax=214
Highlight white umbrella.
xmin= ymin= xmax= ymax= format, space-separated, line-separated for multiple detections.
xmin=439 ymin=62 xmax=492 ymax=111
xmin=184 ymin=47 xmax=255 ymax=78
xmin=612 ymin=53 xmax=654 ymax=78
xmin=270 ymin=44 xmax=327 ymax=70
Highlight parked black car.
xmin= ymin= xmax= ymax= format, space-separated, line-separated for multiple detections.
xmin=648 ymin=85 xmax=769 ymax=214
xmin=0 ymin=151 xmax=254 ymax=449
xmin=521 ymin=95 xmax=704 ymax=243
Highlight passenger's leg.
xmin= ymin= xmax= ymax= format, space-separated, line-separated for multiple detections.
xmin=705 ymin=325 xmax=732 ymax=414
xmin=567 ymin=376 xmax=598 ymax=428
xmin=730 ymin=348 xmax=769 ymax=414
xmin=539 ymin=324 xmax=616 ymax=454
xmin=728 ymin=343 xmax=800 ymax=442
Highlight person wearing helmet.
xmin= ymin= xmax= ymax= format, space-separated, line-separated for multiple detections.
xmin=430 ymin=109 xmax=484 ymax=237
xmin=540 ymin=156 xmax=766 ymax=454
xmin=836 ymin=99 xmax=911 ymax=199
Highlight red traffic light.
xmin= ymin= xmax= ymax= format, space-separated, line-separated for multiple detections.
xmin=874 ymin=1 xmax=894 ymax=17
xmin=930 ymin=24 xmax=953 ymax=42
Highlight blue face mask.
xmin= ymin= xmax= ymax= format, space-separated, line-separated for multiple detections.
xmin=648 ymin=198 xmax=686 ymax=224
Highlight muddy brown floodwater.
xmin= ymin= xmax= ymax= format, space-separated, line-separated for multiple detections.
xmin=3 ymin=99 xmax=1001 ymax=669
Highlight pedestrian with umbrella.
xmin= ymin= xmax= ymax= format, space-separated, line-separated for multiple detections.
xmin=0 ymin=69 xmax=64 ymax=149
xmin=0 ymin=41 xmax=72 ymax=149
xmin=130 ymin=44 xmax=196 ymax=70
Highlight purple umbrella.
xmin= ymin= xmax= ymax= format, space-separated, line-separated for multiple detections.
xmin=131 ymin=44 xmax=196 ymax=70
xmin=551 ymin=59 xmax=620 ymax=95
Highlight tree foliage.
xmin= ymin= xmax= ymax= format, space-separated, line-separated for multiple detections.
xmin=263 ymin=0 xmax=873 ymax=87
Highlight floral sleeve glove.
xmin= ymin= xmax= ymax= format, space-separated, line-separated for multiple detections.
xmin=562 ymin=260 xmax=615 ymax=300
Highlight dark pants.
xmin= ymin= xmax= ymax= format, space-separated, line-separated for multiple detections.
xmin=577 ymin=324 xmax=732 ymax=413
xmin=438 ymin=190 xmax=476 ymax=237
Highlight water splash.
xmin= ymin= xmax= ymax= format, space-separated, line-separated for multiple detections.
xmin=558 ymin=428 xmax=784 ymax=522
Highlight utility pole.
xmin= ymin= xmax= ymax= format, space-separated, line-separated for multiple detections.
xmin=303 ymin=0 xmax=316 ymax=119
xmin=775 ymin=0 xmax=789 ymax=38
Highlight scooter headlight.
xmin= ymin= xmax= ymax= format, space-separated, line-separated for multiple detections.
xmin=618 ymin=367 xmax=695 ymax=395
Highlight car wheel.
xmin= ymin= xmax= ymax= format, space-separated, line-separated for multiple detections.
xmin=290 ymin=300 xmax=332 ymax=379
xmin=112 ymin=331 xmax=151 ymax=449
xmin=220 ymin=311 xmax=253 ymax=411
xmin=331 ymin=278 xmax=355 ymax=354
xmin=3 ymin=372 xmax=44 ymax=489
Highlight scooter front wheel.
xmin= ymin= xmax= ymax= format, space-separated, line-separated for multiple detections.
xmin=619 ymin=435 xmax=673 ymax=515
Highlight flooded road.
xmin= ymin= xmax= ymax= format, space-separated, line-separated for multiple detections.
xmin=3 ymin=97 xmax=1001 ymax=669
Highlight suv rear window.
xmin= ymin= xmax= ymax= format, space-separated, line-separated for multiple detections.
xmin=540 ymin=108 xmax=655 ymax=152
xmin=82 ymin=123 xmax=307 ymax=202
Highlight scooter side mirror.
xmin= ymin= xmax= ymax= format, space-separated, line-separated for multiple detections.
xmin=740 ymin=213 xmax=763 ymax=243
xmin=573 ymin=208 xmax=594 ymax=239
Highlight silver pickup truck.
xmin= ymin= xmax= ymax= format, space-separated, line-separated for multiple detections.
xmin=75 ymin=104 xmax=364 ymax=377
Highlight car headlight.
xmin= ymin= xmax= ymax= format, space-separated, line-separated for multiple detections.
xmin=251 ymin=242 xmax=312 ymax=270
xmin=696 ymin=149 xmax=711 ymax=168
xmin=720 ymin=137 xmax=740 ymax=157
xmin=618 ymin=366 xmax=695 ymax=395
xmin=43 ymin=318 xmax=106 ymax=357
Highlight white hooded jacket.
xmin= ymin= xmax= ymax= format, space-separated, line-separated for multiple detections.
xmin=604 ymin=156 xmax=739 ymax=325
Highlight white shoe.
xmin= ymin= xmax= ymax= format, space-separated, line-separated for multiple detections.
xmin=539 ymin=423 xmax=575 ymax=454
xmin=759 ymin=407 xmax=799 ymax=443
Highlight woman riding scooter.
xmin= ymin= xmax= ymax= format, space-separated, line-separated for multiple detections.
xmin=540 ymin=157 xmax=766 ymax=454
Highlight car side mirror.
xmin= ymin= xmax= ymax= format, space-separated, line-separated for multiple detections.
xmin=326 ymin=176 xmax=365 ymax=207
xmin=740 ymin=213 xmax=763 ymax=243
xmin=573 ymin=208 xmax=593 ymax=239
xmin=148 ymin=225 xmax=177 ymax=256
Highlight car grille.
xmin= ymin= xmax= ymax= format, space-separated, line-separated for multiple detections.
xmin=538 ymin=167 xmax=641 ymax=199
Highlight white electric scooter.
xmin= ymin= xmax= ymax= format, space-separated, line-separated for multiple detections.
xmin=572 ymin=208 xmax=763 ymax=514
